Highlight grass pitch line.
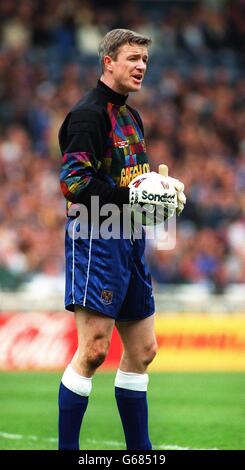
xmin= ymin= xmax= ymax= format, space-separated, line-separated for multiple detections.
xmin=0 ymin=431 xmax=57 ymax=443
xmin=0 ymin=432 xmax=219 ymax=450
xmin=86 ymin=438 xmax=195 ymax=450
xmin=157 ymin=443 xmax=219 ymax=450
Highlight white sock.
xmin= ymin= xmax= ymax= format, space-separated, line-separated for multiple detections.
xmin=61 ymin=364 xmax=92 ymax=396
xmin=115 ymin=369 xmax=149 ymax=392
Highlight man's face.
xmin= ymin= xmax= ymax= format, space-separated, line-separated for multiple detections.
xmin=105 ymin=43 xmax=149 ymax=95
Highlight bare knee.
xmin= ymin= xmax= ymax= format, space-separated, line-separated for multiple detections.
xmin=87 ymin=341 xmax=108 ymax=370
xmin=79 ymin=336 xmax=110 ymax=373
xmin=142 ymin=340 xmax=158 ymax=367
xmin=122 ymin=339 xmax=158 ymax=372
xmin=72 ymin=307 xmax=114 ymax=375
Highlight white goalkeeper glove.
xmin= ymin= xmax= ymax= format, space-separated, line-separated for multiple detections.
xmin=166 ymin=177 xmax=186 ymax=216
xmin=128 ymin=172 xmax=186 ymax=225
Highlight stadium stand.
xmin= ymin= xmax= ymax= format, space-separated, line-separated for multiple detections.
xmin=0 ymin=0 xmax=244 ymax=297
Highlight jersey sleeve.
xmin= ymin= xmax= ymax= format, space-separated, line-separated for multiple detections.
xmin=59 ymin=108 xmax=129 ymax=207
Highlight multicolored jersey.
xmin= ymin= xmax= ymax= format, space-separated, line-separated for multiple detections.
xmin=59 ymin=80 xmax=150 ymax=213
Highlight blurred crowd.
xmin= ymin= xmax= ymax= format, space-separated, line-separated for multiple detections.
xmin=0 ymin=0 xmax=245 ymax=291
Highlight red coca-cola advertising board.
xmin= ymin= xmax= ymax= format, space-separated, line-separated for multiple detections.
xmin=0 ymin=312 xmax=122 ymax=370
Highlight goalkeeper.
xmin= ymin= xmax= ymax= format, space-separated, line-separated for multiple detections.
xmin=58 ymin=28 xmax=186 ymax=450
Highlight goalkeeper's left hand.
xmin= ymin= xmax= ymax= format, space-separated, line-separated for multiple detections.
xmin=170 ymin=177 xmax=186 ymax=215
xmin=165 ymin=177 xmax=186 ymax=216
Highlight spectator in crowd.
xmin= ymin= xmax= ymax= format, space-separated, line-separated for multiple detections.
xmin=0 ymin=0 xmax=244 ymax=291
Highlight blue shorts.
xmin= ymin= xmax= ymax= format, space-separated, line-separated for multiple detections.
xmin=64 ymin=218 xmax=155 ymax=321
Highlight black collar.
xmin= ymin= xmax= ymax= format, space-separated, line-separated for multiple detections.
xmin=97 ymin=80 xmax=128 ymax=106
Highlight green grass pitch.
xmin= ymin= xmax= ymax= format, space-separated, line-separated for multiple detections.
xmin=0 ymin=371 xmax=244 ymax=450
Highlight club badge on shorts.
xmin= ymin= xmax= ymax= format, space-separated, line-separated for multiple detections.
xmin=101 ymin=290 xmax=113 ymax=305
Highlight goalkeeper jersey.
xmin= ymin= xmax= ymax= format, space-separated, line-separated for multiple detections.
xmin=59 ymin=80 xmax=150 ymax=213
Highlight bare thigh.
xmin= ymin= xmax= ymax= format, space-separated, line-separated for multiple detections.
xmin=71 ymin=306 xmax=115 ymax=376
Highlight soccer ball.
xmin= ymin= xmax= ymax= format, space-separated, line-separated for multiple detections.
xmin=128 ymin=172 xmax=177 ymax=226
